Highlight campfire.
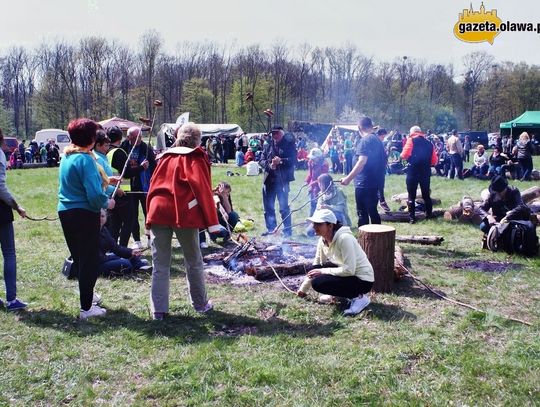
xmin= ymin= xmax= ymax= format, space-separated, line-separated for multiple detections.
xmin=203 ymin=236 xmax=316 ymax=281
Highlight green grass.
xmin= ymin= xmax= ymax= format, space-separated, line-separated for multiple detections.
xmin=0 ymin=158 xmax=539 ymax=406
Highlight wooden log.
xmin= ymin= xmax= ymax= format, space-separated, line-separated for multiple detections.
xmin=246 ymin=261 xmax=312 ymax=280
xmin=391 ymin=192 xmax=440 ymax=205
xmin=380 ymin=209 xmax=444 ymax=222
xmin=358 ymin=224 xmax=396 ymax=293
xmin=395 ymin=235 xmax=444 ymax=245
xmin=394 ymin=245 xmax=408 ymax=280
xmin=521 ymin=186 xmax=540 ymax=204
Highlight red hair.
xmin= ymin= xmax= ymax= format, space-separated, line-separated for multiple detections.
xmin=67 ymin=118 xmax=98 ymax=147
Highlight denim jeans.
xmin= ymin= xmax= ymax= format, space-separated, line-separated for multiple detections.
xmin=98 ymin=253 xmax=146 ymax=277
xmin=199 ymin=210 xmax=239 ymax=243
xmin=448 ymin=153 xmax=463 ymax=179
xmin=0 ymin=222 xmax=17 ymax=301
xmin=262 ymin=181 xmax=292 ymax=235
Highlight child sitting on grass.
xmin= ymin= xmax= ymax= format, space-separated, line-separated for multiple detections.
xmin=99 ymin=209 xmax=151 ymax=276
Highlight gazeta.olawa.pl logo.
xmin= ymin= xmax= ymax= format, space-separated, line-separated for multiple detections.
xmin=454 ymin=2 xmax=540 ymax=44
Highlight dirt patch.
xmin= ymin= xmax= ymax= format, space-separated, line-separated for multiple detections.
xmin=209 ymin=325 xmax=258 ymax=337
xmin=449 ymin=260 xmax=523 ymax=273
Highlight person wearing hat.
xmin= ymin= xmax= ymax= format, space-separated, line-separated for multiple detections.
xmin=341 ymin=116 xmax=386 ymax=226
xmin=400 ymin=125 xmax=438 ymax=224
xmin=477 ymin=175 xmax=530 ymax=235
xmin=259 ymin=125 xmax=297 ymax=237
xmin=297 ymin=209 xmax=374 ymax=316
xmin=305 ymin=147 xmax=329 ymax=216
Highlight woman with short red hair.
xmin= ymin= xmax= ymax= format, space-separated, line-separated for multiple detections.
xmin=58 ymin=118 xmax=115 ymax=319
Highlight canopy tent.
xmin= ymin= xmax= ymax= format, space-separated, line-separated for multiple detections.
xmin=156 ymin=123 xmax=244 ymax=151
xmin=499 ymin=111 xmax=540 ymax=137
xmin=321 ymin=124 xmax=359 ymax=153
xmin=98 ymin=117 xmax=150 ymax=131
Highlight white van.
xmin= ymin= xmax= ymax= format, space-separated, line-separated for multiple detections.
xmin=34 ymin=129 xmax=71 ymax=154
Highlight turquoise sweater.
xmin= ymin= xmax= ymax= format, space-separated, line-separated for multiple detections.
xmin=94 ymin=151 xmax=115 ymax=197
xmin=57 ymin=152 xmax=108 ymax=213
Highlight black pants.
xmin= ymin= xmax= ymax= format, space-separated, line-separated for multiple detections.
xmin=107 ymin=195 xmax=133 ymax=247
xmin=131 ymin=192 xmax=147 ymax=241
xmin=59 ymin=208 xmax=100 ymax=311
xmin=406 ymin=167 xmax=432 ymax=219
xmin=312 ymin=274 xmax=373 ymax=299
xmin=355 ymin=187 xmax=381 ymax=226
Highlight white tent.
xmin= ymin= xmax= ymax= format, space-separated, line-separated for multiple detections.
xmin=320 ymin=125 xmax=359 ymax=153
xmin=156 ymin=123 xmax=244 ymax=151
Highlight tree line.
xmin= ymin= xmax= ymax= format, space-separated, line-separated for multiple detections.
xmin=1 ymin=30 xmax=540 ymax=139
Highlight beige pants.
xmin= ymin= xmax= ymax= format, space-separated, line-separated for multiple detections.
xmin=150 ymin=225 xmax=208 ymax=314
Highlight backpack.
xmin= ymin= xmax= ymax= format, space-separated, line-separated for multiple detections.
xmin=487 ymin=220 xmax=539 ymax=257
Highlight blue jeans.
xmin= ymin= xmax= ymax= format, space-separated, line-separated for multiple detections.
xmin=0 ymin=222 xmax=17 ymax=301
xmin=98 ymin=254 xmax=146 ymax=277
xmin=199 ymin=210 xmax=239 ymax=243
xmin=448 ymin=153 xmax=463 ymax=179
xmin=263 ymin=181 xmax=292 ymax=235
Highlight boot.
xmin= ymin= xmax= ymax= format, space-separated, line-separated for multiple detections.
xmin=407 ymin=200 xmax=416 ymax=224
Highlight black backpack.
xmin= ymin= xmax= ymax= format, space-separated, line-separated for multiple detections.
xmin=487 ymin=220 xmax=539 ymax=257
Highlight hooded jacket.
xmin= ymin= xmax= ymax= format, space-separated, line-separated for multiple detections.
xmin=146 ymin=146 xmax=220 ymax=231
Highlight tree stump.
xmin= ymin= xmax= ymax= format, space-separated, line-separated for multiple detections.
xmin=358 ymin=224 xmax=396 ymax=293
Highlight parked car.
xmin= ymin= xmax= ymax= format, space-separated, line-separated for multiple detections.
xmin=2 ymin=136 xmax=19 ymax=157
xmin=458 ymin=131 xmax=488 ymax=148
xmin=33 ymin=129 xmax=70 ymax=154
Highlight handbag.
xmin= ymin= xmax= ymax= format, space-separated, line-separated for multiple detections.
xmin=61 ymin=256 xmax=78 ymax=279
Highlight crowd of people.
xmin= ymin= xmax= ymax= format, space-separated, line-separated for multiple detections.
xmin=9 ymin=139 xmax=61 ymax=169
xmin=0 ymin=115 xmax=537 ymax=320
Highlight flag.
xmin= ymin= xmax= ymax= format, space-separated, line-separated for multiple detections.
xmin=176 ymin=112 xmax=190 ymax=126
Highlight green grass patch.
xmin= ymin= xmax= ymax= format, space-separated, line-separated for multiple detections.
xmin=0 ymin=158 xmax=539 ymax=405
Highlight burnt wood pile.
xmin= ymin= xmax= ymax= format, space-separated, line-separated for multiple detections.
xmin=203 ymin=240 xmax=317 ymax=280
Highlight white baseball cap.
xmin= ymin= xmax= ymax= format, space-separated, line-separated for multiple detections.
xmin=306 ymin=209 xmax=337 ymax=224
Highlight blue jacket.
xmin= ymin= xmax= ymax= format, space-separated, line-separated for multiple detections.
xmin=57 ymin=152 xmax=108 ymax=213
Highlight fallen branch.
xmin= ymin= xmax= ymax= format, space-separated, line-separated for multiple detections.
xmin=395 ymin=235 xmax=444 ymax=245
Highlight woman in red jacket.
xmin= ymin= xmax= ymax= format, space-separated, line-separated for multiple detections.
xmin=146 ymin=123 xmax=220 ymax=320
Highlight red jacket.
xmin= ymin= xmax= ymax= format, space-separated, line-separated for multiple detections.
xmin=146 ymin=146 xmax=220 ymax=231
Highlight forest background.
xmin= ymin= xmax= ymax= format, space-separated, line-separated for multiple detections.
xmin=1 ymin=30 xmax=539 ymax=139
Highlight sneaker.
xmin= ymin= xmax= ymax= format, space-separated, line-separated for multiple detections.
xmin=153 ymin=312 xmax=168 ymax=321
xmin=79 ymin=305 xmax=107 ymax=320
xmin=343 ymin=294 xmax=370 ymax=316
xmin=131 ymin=241 xmax=143 ymax=250
xmin=92 ymin=292 xmax=102 ymax=305
xmin=137 ymin=264 xmax=153 ymax=272
xmin=200 ymin=242 xmax=209 ymax=249
xmin=195 ymin=300 xmax=213 ymax=313
xmin=379 ymin=201 xmax=391 ymax=212
xmin=6 ymin=298 xmax=27 ymax=311
xmin=318 ymin=294 xmax=336 ymax=304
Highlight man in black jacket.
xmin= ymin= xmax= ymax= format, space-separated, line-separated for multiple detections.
xmin=259 ymin=125 xmax=297 ymax=237
xmin=478 ymin=175 xmax=531 ymax=234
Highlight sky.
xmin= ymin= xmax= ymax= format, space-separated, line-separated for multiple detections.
xmin=2 ymin=0 xmax=540 ymax=73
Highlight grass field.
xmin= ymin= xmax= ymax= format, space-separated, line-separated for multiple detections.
xmin=0 ymin=159 xmax=539 ymax=406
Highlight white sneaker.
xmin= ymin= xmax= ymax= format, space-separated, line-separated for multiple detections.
xmin=92 ymin=292 xmax=102 ymax=305
xmin=80 ymin=305 xmax=107 ymax=320
xmin=200 ymin=242 xmax=209 ymax=249
xmin=318 ymin=294 xmax=336 ymax=304
xmin=343 ymin=294 xmax=370 ymax=316
xmin=131 ymin=241 xmax=143 ymax=250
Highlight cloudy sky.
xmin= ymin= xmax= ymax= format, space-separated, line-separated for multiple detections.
xmin=3 ymin=0 xmax=540 ymax=72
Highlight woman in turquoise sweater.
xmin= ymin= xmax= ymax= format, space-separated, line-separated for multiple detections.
xmin=58 ymin=119 xmax=115 ymax=320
